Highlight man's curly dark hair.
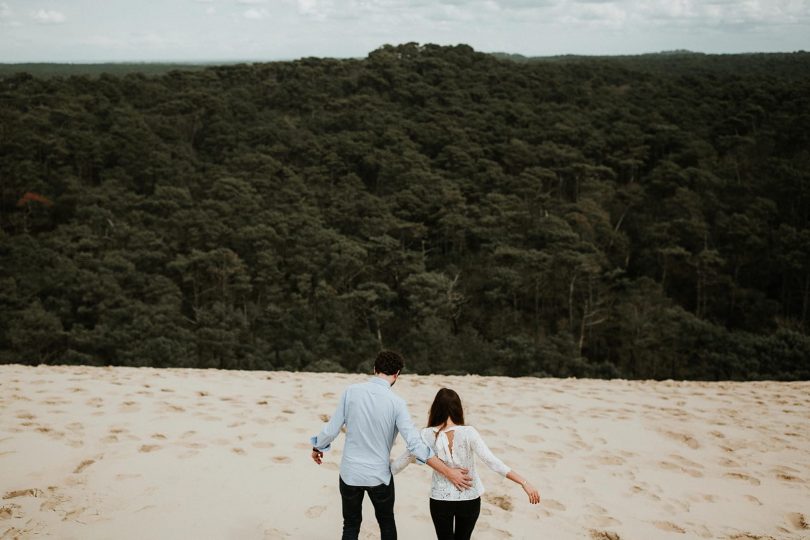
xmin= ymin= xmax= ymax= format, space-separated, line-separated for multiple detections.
xmin=374 ymin=350 xmax=404 ymax=376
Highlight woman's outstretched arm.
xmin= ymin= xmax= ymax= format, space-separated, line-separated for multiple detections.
xmin=470 ymin=427 xmax=540 ymax=504
xmin=505 ymin=470 xmax=541 ymax=504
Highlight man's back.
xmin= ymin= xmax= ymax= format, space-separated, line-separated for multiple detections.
xmin=311 ymin=376 xmax=432 ymax=487
xmin=341 ymin=378 xmax=403 ymax=485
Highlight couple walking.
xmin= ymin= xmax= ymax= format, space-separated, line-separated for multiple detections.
xmin=310 ymin=351 xmax=540 ymax=539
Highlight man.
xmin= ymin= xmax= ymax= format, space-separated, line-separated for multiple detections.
xmin=311 ymin=350 xmax=472 ymax=540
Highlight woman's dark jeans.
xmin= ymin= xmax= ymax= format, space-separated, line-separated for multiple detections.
xmin=429 ymin=496 xmax=481 ymax=540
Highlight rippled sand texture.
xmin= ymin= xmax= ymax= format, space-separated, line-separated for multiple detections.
xmin=1 ymin=365 xmax=809 ymax=539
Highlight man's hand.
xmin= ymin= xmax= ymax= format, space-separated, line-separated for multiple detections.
xmin=311 ymin=448 xmax=324 ymax=465
xmin=426 ymin=456 xmax=473 ymax=490
xmin=445 ymin=467 xmax=472 ymax=491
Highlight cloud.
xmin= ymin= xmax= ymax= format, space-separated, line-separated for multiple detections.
xmin=628 ymin=0 xmax=810 ymax=29
xmin=0 ymin=1 xmax=22 ymax=26
xmin=237 ymin=0 xmax=267 ymax=4
xmin=243 ymin=7 xmax=269 ymax=18
xmin=32 ymin=9 xmax=65 ymax=24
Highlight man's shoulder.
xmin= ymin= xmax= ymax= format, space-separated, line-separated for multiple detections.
xmin=345 ymin=378 xmax=389 ymax=394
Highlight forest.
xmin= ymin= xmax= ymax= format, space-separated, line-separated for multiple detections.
xmin=2 ymin=44 xmax=809 ymax=380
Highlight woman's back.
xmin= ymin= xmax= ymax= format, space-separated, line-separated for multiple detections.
xmin=417 ymin=425 xmax=510 ymax=501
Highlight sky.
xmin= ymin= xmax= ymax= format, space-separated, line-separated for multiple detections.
xmin=0 ymin=0 xmax=809 ymax=63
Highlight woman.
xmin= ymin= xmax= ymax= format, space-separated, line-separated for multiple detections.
xmin=391 ymin=388 xmax=540 ymax=540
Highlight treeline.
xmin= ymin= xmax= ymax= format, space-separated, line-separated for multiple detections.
xmin=0 ymin=63 xmax=212 ymax=78
xmin=2 ymin=43 xmax=809 ymax=380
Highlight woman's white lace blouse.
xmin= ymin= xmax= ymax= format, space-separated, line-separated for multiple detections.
xmin=391 ymin=425 xmax=510 ymax=501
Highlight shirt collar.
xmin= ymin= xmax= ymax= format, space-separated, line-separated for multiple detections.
xmin=368 ymin=376 xmax=391 ymax=388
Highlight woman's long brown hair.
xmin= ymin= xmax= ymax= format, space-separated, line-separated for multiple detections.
xmin=427 ymin=388 xmax=465 ymax=430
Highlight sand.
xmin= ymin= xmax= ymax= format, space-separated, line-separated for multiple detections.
xmin=1 ymin=364 xmax=809 ymax=540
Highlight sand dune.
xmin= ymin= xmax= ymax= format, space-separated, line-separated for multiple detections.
xmin=1 ymin=365 xmax=809 ymax=539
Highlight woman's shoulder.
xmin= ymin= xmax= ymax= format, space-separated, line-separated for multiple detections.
xmin=455 ymin=425 xmax=481 ymax=438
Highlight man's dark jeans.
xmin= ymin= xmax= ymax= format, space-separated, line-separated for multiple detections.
xmin=339 ymin=475 xmax=396 ymax=540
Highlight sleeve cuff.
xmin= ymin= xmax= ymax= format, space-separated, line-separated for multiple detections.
xmin=415 ymin=446 xmax=434 ymax=465
xmin=310 ymin=436 xmax=331 ymax=452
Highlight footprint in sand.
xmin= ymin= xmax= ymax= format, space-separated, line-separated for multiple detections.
xmin=658 ymin=461 xmax=703 ymax=478
xmin=3 ymin=488 xmax=44 ymax=499
xmin=596 ymin=455 xmax=625 ymax=466
xmin=251 ymin=441 xmax=275 ymax=449
xmin=589 ymin=530 xmax=621 ymax=540
xmin=62 ymin=507 xmax=86 ymax=521
xmin=179 ymin=442 xmax=206 ymax=449
xmin=538 ymin=451 xmax=563 ymax=462
xmin=119 ymin=401 xmax=139 ymax=412
xmin=139 ymin=445 xmax=161 ymax=453
xmin=590 ymin=516 xmax=621 ymax=527
xmin=232 ymin=448 xmax=246 ymax=455
xmin=587 ymin=504 xmax=609 ymax=516
xmin=73 ymin=459 xmax=96 ymax=473
xmin=786 ymin=512 xmax=809 ymax=530
xmin=483 ymin=493 xmax=513 ymax=511
xmin=670 ymin=454 xmax=704 ymax=469
xmin=163 ymin=403 xmax=185 ymax=413
xmin=724 ymin=472 xmax=760 ymax=485
xmin=630 ymin=485 xmax=661 ymax=502
xmin=775 ymin=472 xmax=803 ymax=482
xmin=654 ymin=521 xmax=686 ymax=534
xmin=0 ymin=504 xmax=20 ymax=520
xmin=543 ymin=499 xmax=566 ymax=511
xmin=305 ymin=505 xmax=325 ymax=518
xmin=475 ymin=522 xmax=511 ymax=538
xmin=659 ymin=430 xmax=700 ymax=449
xmin=272 ymin=456 xmax=291 ymax=464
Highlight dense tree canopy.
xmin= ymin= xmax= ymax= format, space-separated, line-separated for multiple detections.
xmin=2 ymin=44 xmax=809 ymax=379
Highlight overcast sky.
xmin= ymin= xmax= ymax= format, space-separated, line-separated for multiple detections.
xmin=1 ymin=0 xmax=808 ymax=63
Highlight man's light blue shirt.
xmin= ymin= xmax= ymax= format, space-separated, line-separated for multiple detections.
xmin=311 ymin=376 xmax=435 ymax=487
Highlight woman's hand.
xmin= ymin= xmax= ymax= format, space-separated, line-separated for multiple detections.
xmin=522 ymin=482 xmax=540 ymax=504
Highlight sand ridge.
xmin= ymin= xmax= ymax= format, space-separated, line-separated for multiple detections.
xmin=1 ymin=365 xmax=810 ymax=539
